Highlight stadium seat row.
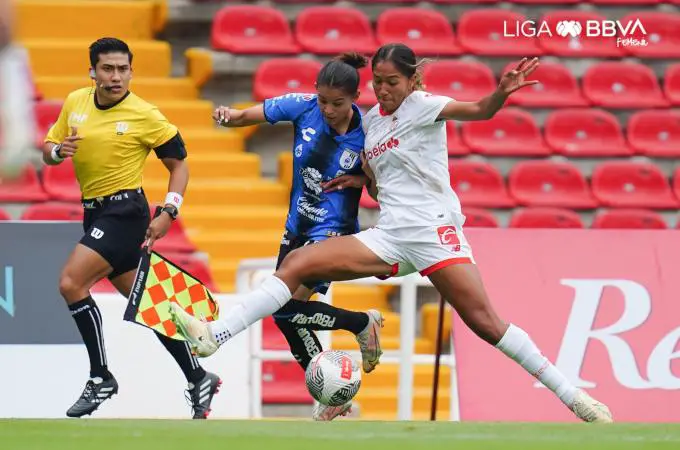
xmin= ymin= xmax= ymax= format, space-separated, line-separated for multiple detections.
xmin=198 ymin=0 xmax=680 ymax=4
xmin=254 ymin=58 xmax=680 ymax=108
xmin=360 ymin=160 xmax=680 ymax=210
xmin=212 ymin=6 xmax=680 ymax=58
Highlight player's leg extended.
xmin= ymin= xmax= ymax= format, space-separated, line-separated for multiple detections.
xmin=59 ymin=244 xmax=119 ymax=417
xmin=428 ymin=263 xmax=613 ymax=423
xmin=171 ymin=235 xmax=393 ymax=356
xmin=110 ymin=271 xmax=222 ymax=419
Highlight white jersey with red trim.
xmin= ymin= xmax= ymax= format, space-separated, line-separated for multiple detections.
xmin=362 ymin=90 xmax=460 ymax=230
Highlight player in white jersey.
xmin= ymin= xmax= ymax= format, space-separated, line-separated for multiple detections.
xmin=0 ymin=0 xmax=36 ymax=180
xmin=171 ymin=43 xmax=612 ymax=423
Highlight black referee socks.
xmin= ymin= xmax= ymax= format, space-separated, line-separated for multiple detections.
xmin=155 ymin=332 xmax=206 ymax=384
xmin=274 ymin=299 xmax=369 ymax=335
xmin=69 ymin=296 xmax=112 ymax=380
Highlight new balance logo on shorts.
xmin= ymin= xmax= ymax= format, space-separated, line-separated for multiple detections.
xmin=437 ymin=226 xmax=461 ymax=252
xmin=90 ymin=228 xmax=104 ymax=240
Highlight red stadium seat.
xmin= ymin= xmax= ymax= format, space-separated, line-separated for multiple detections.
xmin=449 ymin=160 xmax=515 ymax=208
xmin=375 ymin=9 xmax=461 ymax=56
xmin=538 ymin=11 xmax=625 ymax=57
xmin=509 ymin=207 xmax=585 ymax=229
xmin=502 ymin=62 xmax=587 ymax=108
xmin=461 ymin=208 xmax=499 ymax=228
xmin=253 ymin=59 xmax=323 ymax=101
xmin=262 ymin=316 xmax=289 ymax=350
xmin=591 ymin=162 xmax=678 ymax=209
xmin=664 ymin=64 xmax=680 ymax=105
xmin=544 ymin=108 xmax=632 ymax=157
xmin=295 ymin=7 xmax=376 ymax=55
xmin=589 ymin=0 xmax=659 ymax=4
xmin=460 ymin=107 xmax=550 ymax=156
xmin=446 ymin=122 xmax=470 ymax=156
xmin=675 ymin=167 xmax=680 ymax=202
xmin=42 ymin=159 xmax=81 ymax=202
xmin=20 ymin=202 xmax=83 ymax=221
xmin=356 ymin=64 xmax=376 ymax=108
xmin=34 ymin=101 xmax=63 ymax=136
xmin=262 ymin=361 xmax=312 ymax=404
xmin=152 ymin=217 xmax=197 ymax=254
xmin=627 ymin=110 xmax=680 ymax=158
xmin=0 ymin=208 xmax=10 ymax=221
xmin=457 ymin=10 xmax=543 ymax=56
xmin=509 ymin=161 xmax=596 ymax=209
xmin=359 ymin=188 xmax=379 ymax=209
xmin=510 ymin=0 xmax=578 ymax=3
xmin=0 ymin=165 xmax=48 ymax=202
xmin=620 ymin=12 xmax=680 ymax=59
xmin=582 ymin=62 xmax=669 ymax=109
xmin=210 ymin=6 xmax=300 ymax=54
xmin=422 ymin=60 xmax=495 ymax=102
xmin=91 ymin=278 xmax=117 ymax=293
xmin=592 ymin=209 xmax=667 ymax=229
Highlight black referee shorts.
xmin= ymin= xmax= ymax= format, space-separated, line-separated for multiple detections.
xmin=276 ymin=229 xmax=333 ymax=295
xmin=80 ymin=188 xmax=150 ymax=279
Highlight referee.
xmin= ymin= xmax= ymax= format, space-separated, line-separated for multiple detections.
xmin=42 ymin=38 xmax=221 ymax=419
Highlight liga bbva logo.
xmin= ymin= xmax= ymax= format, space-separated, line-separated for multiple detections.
xmin=555 ymin=20 xmax=583 ymax=38
xmin=504 ymin=18 xmax=647 ymax=40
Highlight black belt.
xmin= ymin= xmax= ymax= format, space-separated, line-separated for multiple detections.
xmin=82 ymin=188 xmax=143 ymax=209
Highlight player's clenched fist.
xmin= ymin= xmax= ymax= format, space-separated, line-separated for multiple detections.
xmin=213 ymin=106 xmax=232 ymax=126
xmin=58 ymin=127 xmax=82 ymax=158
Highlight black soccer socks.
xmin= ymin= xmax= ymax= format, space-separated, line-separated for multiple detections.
xmin=69 ymin=296 xmax=111 ymax=380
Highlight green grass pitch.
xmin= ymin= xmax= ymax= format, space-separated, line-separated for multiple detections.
xmin=1 ymin=420 xmax=678 ymax=450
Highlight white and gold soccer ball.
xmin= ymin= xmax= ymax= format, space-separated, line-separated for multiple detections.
xmin=305 ymin=350 xmax=362 ymax=406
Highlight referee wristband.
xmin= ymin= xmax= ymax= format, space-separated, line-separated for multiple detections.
xmin=51 ymin=144 xmax=64 ymax=163
xmin=165 ymin=192 xmax=183 ymax=210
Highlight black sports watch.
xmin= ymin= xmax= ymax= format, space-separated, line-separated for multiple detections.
xmin=161 ymin=205 xmax=178 ymax=221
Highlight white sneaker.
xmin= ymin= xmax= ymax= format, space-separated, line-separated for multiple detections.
xmin=312 ymin=401 xmax=352 ymax=421
xmin=169 ymin=303 xmax=219 ymax=357
xmin=355 ymin=309 xmax=384 ymax=373
xmin=571 ymin=390 xmax=614 ymax=423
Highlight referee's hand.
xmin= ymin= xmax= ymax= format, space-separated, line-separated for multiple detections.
xmin=60 ymin=127 xmax=82 ymax=158
xmin=145 ymin=213 xmax=172 ymax=253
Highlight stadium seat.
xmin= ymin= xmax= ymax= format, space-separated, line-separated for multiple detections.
xmin=210 ymin=6 xmax=300 ymax=54
xmin=0 ymin=165 xmax=48 ymax=202
xmin=360 ymin=188 xmax=379 ymax=209
xmin=375 ymin=9 xmax=461 ymax=56
xmin=253 ymin=59 xmax=323 ymax=101
xmin=502 ymin=62 xmax=588 ymax=107
xmin=460 ymin=107 xmax=550 ymax=156
xmin=422 ymin=60 xmax=495 ymax=102
xmin=20 ymin=202 xmax=83 ymax=221
xmin=509 ymin=161 xmax=597 ymax=209
xmin=262 ymin=316 xmax=289 ymax=351
xmin=449 ymin=160 xmax=515 ymax=208
xmin=626 ymin=110 xmax=680 ymax=158
xmin=457 ymin=10 xmax=543 ymax=56
xmin=592 ymin=209 xmax=667 ymax=229
xmin=664 ymin=64 xmax=680 ymax=105
xmin=589 ymin=0 xmax=659 ymax=3
xmin=34 ymin=101 xmax=63 ymax=136
xmin=0 ymin=208 xmax=10 ymax=221
xmin=262 ymin=361 xmax=312 ymax=404
xmin=446 ymin=122 xmax=470 ymax=156
xmin=152 ymin=218 xmax=197 ymax=254
xmin=582 ymin=62 xmax=669 ymax=108
xmin=295 ymin=7 xmax=376 ymax=55
xmin=619 ymin=12 xmax=680 ymax=59
xmin=538 ymin=11 xmax=625 ymax=57
xmin=544 ymin=108 xmax=633 ymax=157
xmin=42 ymin=160 xmax=81 ymax=202
xmin=510 ymin=0 xmax=578 ymax=3
xmin=357 ymin=64 xmax=377 ymax=107
xmin=509 ymin=207 xmax=585 ymax=229
xmin=460 ymin=208 xmax=498 ymax=227
xmin=591 ymin=162 xmax=678 ymax=209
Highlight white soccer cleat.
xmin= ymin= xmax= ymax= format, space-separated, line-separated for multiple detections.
xmin=312 ymin=401 xmax=352 ymax=421
xmin=355 ymin=309 xmax=384 ymax=373
xmin=169 ymin=303 xmax=219 ymax=357
xmin=571 ymin=390 xmax=614 ymax=423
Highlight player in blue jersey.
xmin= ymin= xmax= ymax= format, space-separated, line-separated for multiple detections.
xmin=209 ymin=53 xmax=385 ymax=420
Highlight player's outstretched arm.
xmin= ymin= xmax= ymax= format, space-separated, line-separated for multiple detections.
xmin=213 ymin=104 xmax=266 ymax=128
xmin=437 ymin=57 xmax=540 ymax=122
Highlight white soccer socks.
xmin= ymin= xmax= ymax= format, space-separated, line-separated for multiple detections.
xmin=210 ymin=275 xmax=292 ymax=345
xmin=496 ymin=324 xmax=578 ymax=407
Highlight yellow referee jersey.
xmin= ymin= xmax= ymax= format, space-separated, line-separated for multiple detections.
xmin=45 ymin=87 xmax=178 ymax=199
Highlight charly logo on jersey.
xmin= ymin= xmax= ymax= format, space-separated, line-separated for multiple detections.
xmin=115 ymin=122 xmax=129 ymax=135
xmin=301 ymin=167 xmax=323 ymax=196
xmin=294 ymin=144 xmax=303 ymax=158
xmin=339 ymin=149 xmax=359 ymax=170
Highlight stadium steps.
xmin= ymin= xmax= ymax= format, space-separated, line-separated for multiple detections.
xmin=332 ymin=331 xmax=435 ymax=354
xmin=355 ymin=387 xmax=451 ymax=412
xmin=421 ymin=303 xmax=453 ymax=347
xmin=328 ymin=284 xmax=391 ymax=312
xmin=181 ymin=206 xmax=288 ymax=230
xmin=143 ymin=179 xmax=288 ymax=207
xmin=34 ymin=77 xmax=199 ymax=102
xmin=144 ymin=153 xmax=261 ymax=179
xmin=191 ymin=230 xmax=283 ymax=259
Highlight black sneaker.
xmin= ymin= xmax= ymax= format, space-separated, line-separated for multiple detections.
xmin=186 ymin=372 xmax=222 ymax=419
xmin=66 ymin=376 xmax=119 ymax=418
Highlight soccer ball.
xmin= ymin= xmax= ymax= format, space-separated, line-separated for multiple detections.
xmin=305 ymin=350 xmax=362 ymax=406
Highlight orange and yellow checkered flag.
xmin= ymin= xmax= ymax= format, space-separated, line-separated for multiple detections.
xmin=124 ymin=251 xmax=219 ymax=340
